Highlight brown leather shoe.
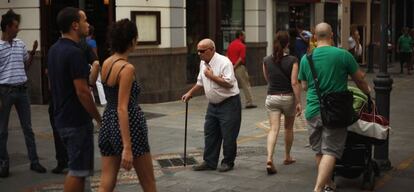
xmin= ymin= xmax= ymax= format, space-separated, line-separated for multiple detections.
xmin=218 ymin=163 xmax=233 ymax=172
xmin=192 ymin=162 xmax=216 ymax=171
xmin=0 ymin=166 xmax=9 ymax=178
xmin=30 ymin=162 xmax=46 ymax=173
xmin=245 ymin=104 xmax=257 ymax=109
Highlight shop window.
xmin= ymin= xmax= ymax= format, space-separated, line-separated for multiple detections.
xmin=221 ymin=0 xmax=244 ymax=53
xmin=276 ymin=0 xmax=290 ymax=31
xmin=289 ymin=4 xmax=311 ymax=30
xmin=131 ymin=11 xmax=161 ymax=45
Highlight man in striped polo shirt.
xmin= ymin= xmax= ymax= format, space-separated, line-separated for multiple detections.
xmin=0 ymin=9 xmax=46 ymax=178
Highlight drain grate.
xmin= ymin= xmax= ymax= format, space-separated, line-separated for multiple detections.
xmin=157 ymin=157 xmax=197 ymax=168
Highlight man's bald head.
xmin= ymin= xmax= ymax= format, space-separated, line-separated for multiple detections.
xmin=198 ymin=38 xmax=215 ymax=50
xmin=197 ymin=38 xmax=216 ymax=62
xmin=315 ymin=22 xmax=332 ymax=40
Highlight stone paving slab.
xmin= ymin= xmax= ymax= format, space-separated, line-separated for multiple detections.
xmin=1 ymin=66 xmax=414 ymax=191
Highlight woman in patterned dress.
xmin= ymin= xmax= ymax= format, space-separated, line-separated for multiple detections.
xmin=98 ymin=19 xmax=156 ymax=192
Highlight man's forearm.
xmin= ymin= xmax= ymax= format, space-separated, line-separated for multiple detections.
xmin=188 ymin=84 xmax=203 ymax=95
xmin=355 ymin=81 xmax=371 ymax=95
xmin=233 ymin=57 xmax=243 ymax=69
xmin=209 ymin=75 xmax=233 ymax=88
xmin=89 ymin=61 xmax=100 ymax=86
xmin=77 ymin=90 xmax=101 ymax=121
xmin=25 ymin=53 xmax=35 ymax=70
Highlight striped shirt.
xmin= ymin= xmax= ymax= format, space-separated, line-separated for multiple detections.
xmin=0 ymin=38 xmax=29 ymax=85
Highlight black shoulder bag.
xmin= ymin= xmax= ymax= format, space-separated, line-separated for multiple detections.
xmin=306 ymin=54 xmax=357 ymax=128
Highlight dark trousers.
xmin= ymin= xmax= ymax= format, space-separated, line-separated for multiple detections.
xmin=203 ymin=95 xmax=241 ymax=168
xmin=0 ymin=86 xmax=39 ymax=168
xmin=399 ymin=52 xmax=412 ymax=72
xmin=48 ymin=100 xmax=68 ymax=166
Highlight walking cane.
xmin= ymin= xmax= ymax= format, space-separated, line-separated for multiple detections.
xmin=184 ymin=101 xmax=188 ymax=167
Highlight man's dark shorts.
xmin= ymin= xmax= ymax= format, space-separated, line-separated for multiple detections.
xmin=58 ymin=122 xmax=94 ymax=177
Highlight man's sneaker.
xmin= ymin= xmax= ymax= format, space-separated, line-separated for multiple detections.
xmin=218 ymin=163 xmax=233 ymax=172
xmin=51 ymin=164 xmax=68 ymax=174
xmin=30 ymin=162 xmax=46 ymax=173
xmin=192 ymin=162 xmax=216 ymax=171
xmin=0 ymin=166 xmax=9 ymax=178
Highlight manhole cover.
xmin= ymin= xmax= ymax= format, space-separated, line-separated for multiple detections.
xmin=157 ymin=157 xmax=197 ymax=168
xmin=144 ymin=112 xmax=165 ymax=120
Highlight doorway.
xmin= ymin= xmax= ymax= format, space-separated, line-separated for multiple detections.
xmin=40 ymin=0 xmax=113 ymax=102
xmin=186 ymin=0 xmax=209 ymax=83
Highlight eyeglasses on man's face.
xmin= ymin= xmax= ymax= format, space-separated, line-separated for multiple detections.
xmin=197 ymin=47 xmax=212 ymax=54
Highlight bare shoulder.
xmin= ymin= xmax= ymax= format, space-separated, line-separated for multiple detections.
xmin=121 ymin=62 xmax=135 ymax=73
xmin=119 ymin=62 xmax=135 ymax=80
xmin=102 ymin=57 xmax=114 ymax=71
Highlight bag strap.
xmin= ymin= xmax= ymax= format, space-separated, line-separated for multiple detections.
xmin=306 ymin=53 xmax=323 ymax=104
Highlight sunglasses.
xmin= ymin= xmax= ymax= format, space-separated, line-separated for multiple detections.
xmin=197 ymin=48 xmax=211 ymax=53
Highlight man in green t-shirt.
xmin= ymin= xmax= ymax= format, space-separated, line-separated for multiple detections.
xmin=397 ymin=27 xmax=413 ymax=74
xmin=298 ymin=22 xmax=371 ymax=192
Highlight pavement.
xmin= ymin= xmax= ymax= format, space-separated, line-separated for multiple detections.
xmin=1 ymin=64 xmax=414 ymax=192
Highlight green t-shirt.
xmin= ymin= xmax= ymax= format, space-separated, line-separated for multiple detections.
xmin=398 ymin=35 xmax=413 ymax=53
xmin=298 ymin=46 xmax=358 ymax=120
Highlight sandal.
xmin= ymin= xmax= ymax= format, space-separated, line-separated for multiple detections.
xmin=323 ymin=186 xmax=335 ymax=192
xmin=323 ymin=183 xmax=337 ymax=192
xmin=283 ymin=159 xmax=296 ymax=165
xmin=266 ymin=161 xmax=277 ymax=175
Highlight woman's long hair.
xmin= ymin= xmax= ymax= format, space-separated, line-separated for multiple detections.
xmin=273 ymin=31 xmax=290 ymax=64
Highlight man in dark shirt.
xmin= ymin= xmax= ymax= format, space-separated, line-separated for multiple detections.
xmin=48 ymin=36 xmax=100 ymax=175
xmin=295 ymin=23 xmax=310 ymax=60
xmin=47 ymin=7 xmax=101 ymax=191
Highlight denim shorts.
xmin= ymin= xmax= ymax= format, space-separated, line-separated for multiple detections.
xmin=58 ymin=122 xmax=94 ymax=177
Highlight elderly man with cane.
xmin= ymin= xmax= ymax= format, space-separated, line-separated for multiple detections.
xmin=182 ymin=38 xmax=241 ymax=172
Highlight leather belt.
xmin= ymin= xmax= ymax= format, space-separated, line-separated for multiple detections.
xmin=0 ymin=83 xmax=27 ymax=90
xmin=269 ymin=93 xmax=293 ymax=96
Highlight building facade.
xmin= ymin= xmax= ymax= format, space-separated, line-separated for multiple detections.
xmin=0 ymin=0 xmax=402 ymax=104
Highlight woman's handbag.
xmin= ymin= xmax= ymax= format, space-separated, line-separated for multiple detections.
xmin=307 ymin=54 xmax=357 ymax=128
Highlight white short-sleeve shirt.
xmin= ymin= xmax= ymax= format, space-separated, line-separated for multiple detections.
xmin=196 ymin=52 xmax=239 ymax=104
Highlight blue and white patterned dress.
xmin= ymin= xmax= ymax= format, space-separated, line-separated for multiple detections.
xmin=98 ymin=79 xmax=150 ymax=157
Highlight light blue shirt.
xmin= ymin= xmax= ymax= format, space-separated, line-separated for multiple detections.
xmin=0 ymin=39 xmax=29 ymax=85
